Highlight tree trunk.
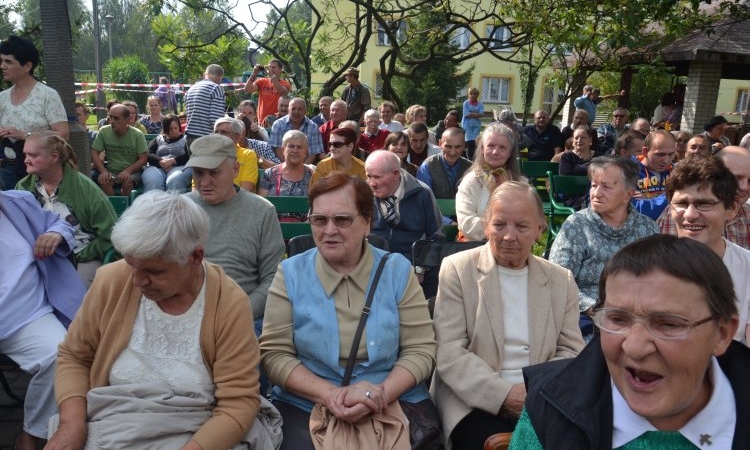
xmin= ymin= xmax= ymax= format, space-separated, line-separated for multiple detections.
xmin=39 ymin=0 xmax=90 ymax=172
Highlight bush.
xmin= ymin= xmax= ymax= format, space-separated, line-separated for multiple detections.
xmin=103 ymin=55 xmax=150 ymax=112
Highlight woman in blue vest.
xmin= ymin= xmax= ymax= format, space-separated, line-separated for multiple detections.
xmin=260 ymin=172 xmax=437 ymax=450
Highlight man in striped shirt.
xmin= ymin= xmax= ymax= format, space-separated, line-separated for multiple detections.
xmin=185 ymin=64 xmax=226 ymax=149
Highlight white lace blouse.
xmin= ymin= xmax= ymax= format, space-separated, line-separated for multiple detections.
xmin=109 ymin=273 xmax=210 ymax=389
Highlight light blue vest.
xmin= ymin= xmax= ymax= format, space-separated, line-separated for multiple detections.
xmin=273 ymin=246 xmax=430 ymax=411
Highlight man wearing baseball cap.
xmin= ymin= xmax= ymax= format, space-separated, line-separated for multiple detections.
xmin=341 ymin=67 xmax=371 ymax=123
xmin=186 ymin=134 xmax=284 ymax=337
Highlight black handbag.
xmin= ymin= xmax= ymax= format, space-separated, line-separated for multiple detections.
xmin=399 ymin=400 xmax=442 ymax=450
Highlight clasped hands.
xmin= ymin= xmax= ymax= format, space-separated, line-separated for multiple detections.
xmin=322 ymin=381 xmax=388 ymax=424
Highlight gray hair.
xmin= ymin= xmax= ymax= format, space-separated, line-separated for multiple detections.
xmin=364 ymin=109 xmax=381 ymax=121
xmin=471 ymin=123 xmax=521 ymax=179
xmin=111 ymin=191 xmax=209 ymax=263
xmin=214 ymin=117 xmax=244 ymax=135
xmin=485 ymin=181 xmax=547 ymax=231
xmin=282 ymin=129 xmax=308 ymax=148
xmin=205 ymin=64 xmax=224 ymax=77
xmin=588 ymin=156 xmax=640 ymax=191
xmin=338 ymin=120 xmax=360 ymax=131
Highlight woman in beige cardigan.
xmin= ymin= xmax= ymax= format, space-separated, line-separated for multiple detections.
xmin=431 ymin=182 xmax=585 ymax=450
xmin=47 ymin=192 xmax=277 ymax=450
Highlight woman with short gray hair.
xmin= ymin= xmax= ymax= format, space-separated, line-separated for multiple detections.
xmin=549 ymin=156 xmax=659 ymax=340
xmin=50 ymin=191 xmax=281 ymax=450
xmin=258 ymin=130 xmax=314 ymax=212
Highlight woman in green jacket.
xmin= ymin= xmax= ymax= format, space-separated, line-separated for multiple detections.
xmin=16 ymin=131 xmax=118 ymax=287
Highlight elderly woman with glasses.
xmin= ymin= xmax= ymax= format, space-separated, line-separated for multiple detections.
xmin=510 ymin=235 xmax=749 ymax=450
xmin=260 ymin=172 xmax=438 ymax=450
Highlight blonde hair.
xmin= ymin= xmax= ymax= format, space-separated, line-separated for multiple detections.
xmin=27 ymin=131 xmax=78 ymax=171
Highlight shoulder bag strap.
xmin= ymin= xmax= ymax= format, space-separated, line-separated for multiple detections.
xmin=341 ymin=253 xmax=390 ymax=386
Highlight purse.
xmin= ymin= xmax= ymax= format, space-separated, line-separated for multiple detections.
xmin=341 ymin=253 xmax=441 ymax=450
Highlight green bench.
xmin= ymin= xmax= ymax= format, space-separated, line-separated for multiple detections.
xmin=265 ymin=196 xmax=312 ymax=240
xmin=436 ymin=198 xmax=458 ymax=241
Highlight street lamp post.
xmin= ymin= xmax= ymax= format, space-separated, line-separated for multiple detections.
xmin=105 ymin=14 xmax=114 ymax=63
xmin=92 ymin=0 xmax=105 ymax=120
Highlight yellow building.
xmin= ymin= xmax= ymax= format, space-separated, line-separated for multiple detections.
xmin=307 ymin=2 xmax=564 ymax=121
xmin=308 ymin=0 xmax=742 ymax=127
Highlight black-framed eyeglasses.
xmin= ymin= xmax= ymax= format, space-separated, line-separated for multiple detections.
xmin=670 ymin=200 xmax=722 ymax=213
xmin=308 ymin=213 xmax=360 ymax=228
xmin=329 ymin=141 xmax=349 ymax=149
xmin=592 ymin=307 xmax=715 ymax=340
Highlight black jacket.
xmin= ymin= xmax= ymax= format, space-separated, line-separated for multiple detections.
xmin=522 ymin=336 xmax=750 ymax=450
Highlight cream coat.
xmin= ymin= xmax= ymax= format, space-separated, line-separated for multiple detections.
xmin=430 ymin=244 xmax=584 ymax=447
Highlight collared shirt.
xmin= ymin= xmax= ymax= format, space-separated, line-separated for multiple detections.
xmin=377 ymin=175 xmax=405 ymax=217
xmin=379 ymin=121 xmax=404 ymax=133
xmin=522 ymin=124 xmax=563 ymax=161
xmin=573 ymin=95 xmax=597 ymax=124
xmin=611 ymin=357 xmax=735 ymax=449
xmin=416 ymin=154 xmax=465 ymax=191
xmin=269 ymin=116 xmax=324 ymax=155
xmin=245 ymin=138 xmax=280 ymax=164
xmin=657 ymin=202 xmax=750 ymax=250
xmin=597 ymin=122 xmax=629 ymax=154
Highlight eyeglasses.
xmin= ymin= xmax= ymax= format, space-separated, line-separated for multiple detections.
xmin=592 ymin=307 xmax=715 ymax=340
xmin=329 ymin=141 xmax=349 ymax=149
xmin=670 ymin=200 xmax=722 ymax=212
xmin=309 ymin=213 xmax=360 ymax=228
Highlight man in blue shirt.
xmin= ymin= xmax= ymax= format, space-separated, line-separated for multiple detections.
xmin=269 ymin=97 xmax=324 ymax=164
xmin=417 ymin=127 xmax=472 ymax=199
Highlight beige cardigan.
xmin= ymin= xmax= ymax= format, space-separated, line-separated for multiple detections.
xmin=430 ymin=244 xmax=585 ymax=447
xmin=55 ymin=260 xmax=261 ymax=450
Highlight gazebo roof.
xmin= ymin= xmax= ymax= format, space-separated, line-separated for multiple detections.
xmin=621 ymin=18 xmax=750 ymax=79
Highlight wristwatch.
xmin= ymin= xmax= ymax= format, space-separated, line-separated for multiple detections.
xmin=258 ymin=157 xmax=264 ymax=165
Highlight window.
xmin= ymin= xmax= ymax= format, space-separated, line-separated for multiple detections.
xmin=541 ymin=81 xmax=566 ymax=114
xmin=450 ymin=27 xmax=470 ymax=50
xmin=377 ymin=21 xmax=406 ymax=46
xmin=486 ymin=25 xmax=511 ymax=51
xmin=374 ymin=73 xmax=384 ymax=99
xmin=735 ymin=89 xmax=750 ymax=113
xmin=481 ymin=77 xmax=511 ymax=103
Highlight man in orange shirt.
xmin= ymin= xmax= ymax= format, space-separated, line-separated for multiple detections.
xmin=244 ymin=59 xmax=291 ymax=125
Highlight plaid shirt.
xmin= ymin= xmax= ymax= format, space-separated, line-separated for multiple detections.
xmin=658 ymin=201 xmax=750 ymax=250
xmin=269 ymin=116 xmax=324 ymax=155
xmin=245 ymin=138 xmax=280 ymax=164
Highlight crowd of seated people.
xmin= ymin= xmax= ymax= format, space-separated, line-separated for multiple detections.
xmin=9 ymin=51 xmax=750 ymax=450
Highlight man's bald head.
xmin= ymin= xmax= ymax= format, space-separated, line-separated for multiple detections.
xmin=717 ymin=145 xmax=750 ymax=203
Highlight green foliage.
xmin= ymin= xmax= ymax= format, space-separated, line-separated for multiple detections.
xmin=152 ymin=8 xmax=247 ymax=83
xmin=104 ymin=55 xmax=149 ymax=107
xmin=590 ymin=61 xmax=681 ymax=121
xmin=256 ymin=1 xmax=312 ymax=90
xmin=388 ymin=8 xmax=473 ymax=120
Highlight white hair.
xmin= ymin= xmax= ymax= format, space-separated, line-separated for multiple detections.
xmin=111 ymin=191 xmax=209 ymax=263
